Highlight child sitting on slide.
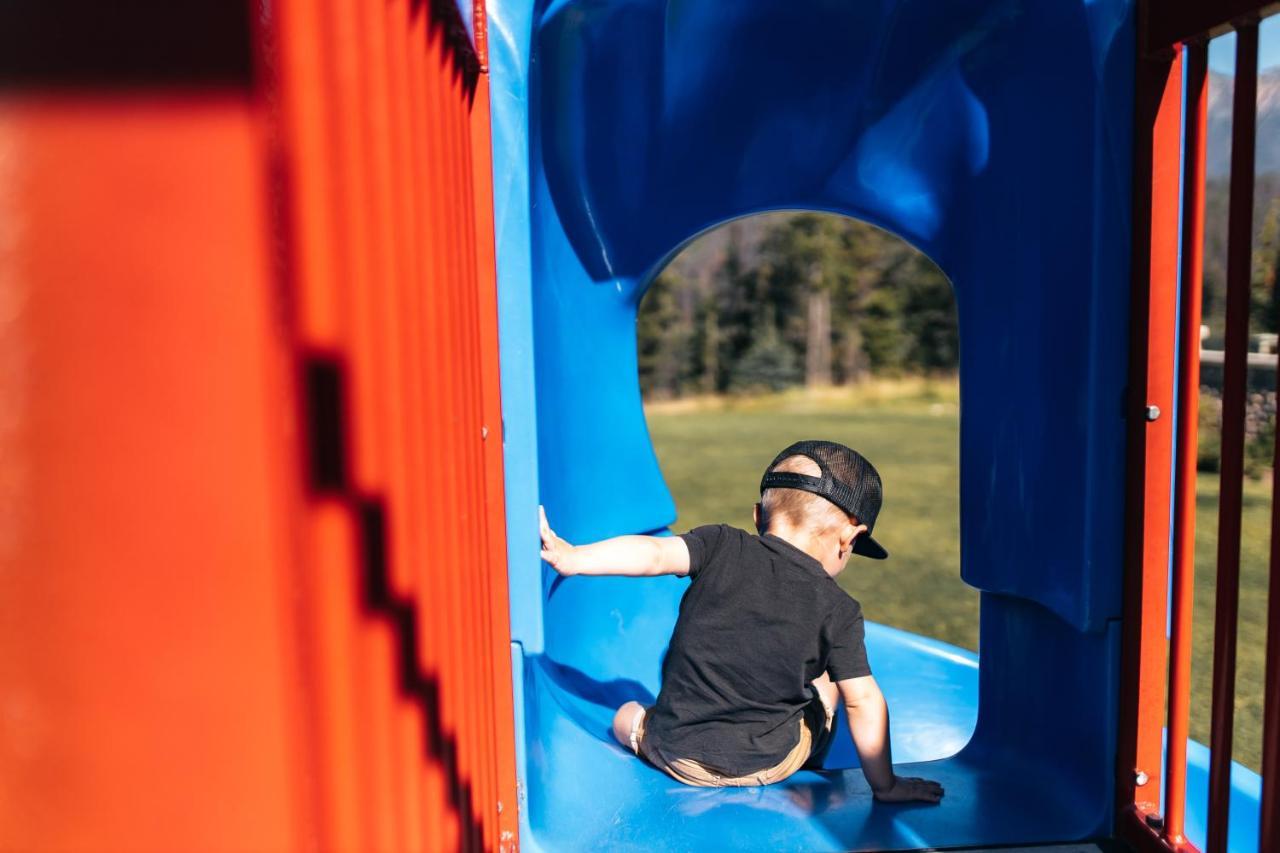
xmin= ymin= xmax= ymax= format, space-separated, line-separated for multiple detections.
xmin=537 ymin=439 xmax=944 ymax=802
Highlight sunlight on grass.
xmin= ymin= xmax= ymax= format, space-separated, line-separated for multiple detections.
xmin=1191 ymin=472 xmax=1272 ymax=772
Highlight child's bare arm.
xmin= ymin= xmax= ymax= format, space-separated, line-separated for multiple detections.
xmin=539 ymin=507 xmax=691 ymax=577
xmin=837 ymin=675 xmax=944 ymax=804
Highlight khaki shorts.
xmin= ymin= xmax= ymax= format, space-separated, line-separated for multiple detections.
xmin=630 ymin=693 xmax=836 ymax=787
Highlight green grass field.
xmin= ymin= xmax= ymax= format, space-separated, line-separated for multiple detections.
xmin=644 ymin=382 xmax=1272 ymax=771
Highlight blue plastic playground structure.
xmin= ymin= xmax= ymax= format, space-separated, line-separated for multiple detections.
xmin=484 ymin=0 xmax=1264 ymax=848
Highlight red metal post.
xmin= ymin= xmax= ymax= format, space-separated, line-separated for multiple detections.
xmin=1164 ymin=39 xmax=1209 ymax=850
xmin=1206 ymin=19 xmax=1260 ymax=853
xmin=1117 ymin=41 xmax=1183 ymax=851
xmin=470 ymin=62 xmax=523 ymax=849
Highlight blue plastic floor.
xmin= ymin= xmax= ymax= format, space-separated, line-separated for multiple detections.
xmin=513 ymin=623 xmax=1104 ymax=852
xmin=512 ymin=623 xmax=1263 ymax=851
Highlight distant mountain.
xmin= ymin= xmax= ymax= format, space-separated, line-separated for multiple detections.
xmin=1207 ymin=67 xmax=1280 ymax=178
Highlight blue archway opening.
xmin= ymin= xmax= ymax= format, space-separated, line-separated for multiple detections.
xmin=636 ymin=210 xmax=978 ymax=770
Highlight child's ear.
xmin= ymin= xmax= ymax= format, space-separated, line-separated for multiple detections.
xmin=842 ymin=523 xmax=867 ymax=548
xmin=753 ymin=503 xmax=763 ymax=532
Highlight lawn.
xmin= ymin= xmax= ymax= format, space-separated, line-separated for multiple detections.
xmin=1191 ymin=471 xmax=1273 ymax=773
xmin=644 ymin=381 xmax=1273 ymax=771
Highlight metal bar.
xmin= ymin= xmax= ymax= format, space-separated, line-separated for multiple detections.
xmin=1140 ymin=0 xmax=1280 ymax=57
xmin=1206 ymin=19 xmax=1260 ymax=853
xmin=469 ymin=67 xmax=522 ymax=849
xmin=1118 ymin=45 xmax=1183 ymax=846
xmin=1264 ymin=350 xmax=1280 ymax=842
xmin=1165 ymin=39 xmax=1209 ymax=849
xmin=1258 ymin=15 xmax=1280 ymax=850
xmin=1197 ymin=349 xmax=1279 ymax=368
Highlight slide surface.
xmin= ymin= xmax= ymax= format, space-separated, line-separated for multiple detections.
xmin=486 ymin=0 xmax=1263 ymax=848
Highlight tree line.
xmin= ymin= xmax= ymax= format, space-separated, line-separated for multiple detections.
xmin=637 ymin=213 xmax=958 ymax=399
xmin=637 ymin=179 xmax=1280 ymax=402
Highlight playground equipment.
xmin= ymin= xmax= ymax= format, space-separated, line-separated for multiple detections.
xmin=1 ymin=0 xmax=1279 ymax=851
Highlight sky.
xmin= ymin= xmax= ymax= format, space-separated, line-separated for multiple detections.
xmin=1208 ymin=16 xmax=1280 ymax=73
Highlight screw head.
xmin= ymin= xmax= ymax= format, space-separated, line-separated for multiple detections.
xmin=481 ymin=425 xmax=489 ymax=440
xmin=1145 ymin=405 xmax=1161 ymax=422
xmin=1135 ymin=770 xmax=1150 ymax=786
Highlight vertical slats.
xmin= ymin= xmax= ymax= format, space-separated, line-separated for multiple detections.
xmin=267 ymin=0 xmax=518 ymax=848
xmin=1207 ymin=19 xmax=1260 ymax=853
xmin=327 ymin=0 xmax=414 ymax=845
xmin=460 ymin=72 xmax=500 ymax=843
xmin=447 ymin=57 xmax=485 ymax=853
xmin=417 ymin=19 xmax=465 ymax=852
xmin=1164 ymin=39 xmax=1209 ymax=849
xmin=402 ymin=8 xmax=456 ymax=851
xmin=269 ymin=0 xmax=378 ymax=846
xmin=2 ymin=0 xmax=528 ymax=848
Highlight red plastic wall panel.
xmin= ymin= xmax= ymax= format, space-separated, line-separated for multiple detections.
xmin=0 ymin=94 xmax=310 ymax=850
xmin=266 ymin=0 xmax=517 ymax=848
xmin=0 ymin=0 xmax=518 ymax=849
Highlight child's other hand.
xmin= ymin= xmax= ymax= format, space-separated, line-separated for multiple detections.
xmin=873 ymin=775 xmax=944 ymax=804
xmin=539 ymin=506 xmax=575 ymax=573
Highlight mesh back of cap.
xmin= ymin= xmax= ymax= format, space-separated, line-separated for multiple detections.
xmin=761 ymin=440 xmax=882 ymax=532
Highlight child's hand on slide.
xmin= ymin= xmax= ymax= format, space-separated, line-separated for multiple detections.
xmin=874 ymin=775 xmax=945 ymax=804
xmin=539 ymin=506 xmax=573 ymax=572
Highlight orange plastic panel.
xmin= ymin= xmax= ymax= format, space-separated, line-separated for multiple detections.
xmin=267 ymin=0 xmax=519 ymax=848
xmin=1 ymin=1 xmax=520 ymax=849
xmin=0 ymin=94 xmax=307 ymax=851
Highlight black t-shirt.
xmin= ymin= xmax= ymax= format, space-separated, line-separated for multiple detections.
xmin=642 ymin=524 xmax=872 ymax=776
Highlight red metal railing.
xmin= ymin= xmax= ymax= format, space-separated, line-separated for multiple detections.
xmin=1121 ymin=4 xmax=1278 ymax=852
xmin=1207 ymin=22 xmax=1260 ymax=853
xmin=1165 ymin=39 xmax=1209 ymax=850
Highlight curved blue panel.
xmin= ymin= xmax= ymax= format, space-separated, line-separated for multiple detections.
xmin=529 ymin=0 xmax=1135 ymax=634
xmin=486 ymin=0 xmax=1153 ymax=848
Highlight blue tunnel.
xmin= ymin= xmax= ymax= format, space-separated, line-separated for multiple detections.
xmin=484 ymin=0 xmax=1259 ymax=849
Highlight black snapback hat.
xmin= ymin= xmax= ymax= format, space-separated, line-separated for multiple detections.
xmin=759 ymin=439 xmax=888 ymax=560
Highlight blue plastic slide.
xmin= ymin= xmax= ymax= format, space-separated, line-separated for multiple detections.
xmin=484 ymin=0 xmax=1262 ymax=848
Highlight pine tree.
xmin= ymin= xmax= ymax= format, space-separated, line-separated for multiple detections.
xmin=637 ymin=272 xmax=695 ymax=399
xmin=758 ymin=214 xmax=842 ymax=388
xmin=635 ymin=211 xmax=960 ymax=399
xmin=729 ymin=307 xmax=802 ymax=393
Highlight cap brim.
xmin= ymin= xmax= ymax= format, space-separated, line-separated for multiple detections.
xmin=852 ymin=534 xmax=888 ymax=560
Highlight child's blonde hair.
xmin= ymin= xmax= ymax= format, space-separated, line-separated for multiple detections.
xmin=758 ymin=455 xmax=850 ymax=535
